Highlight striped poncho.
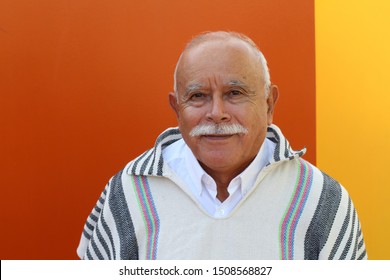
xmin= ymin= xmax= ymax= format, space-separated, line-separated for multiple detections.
xmin=77 ymin=124 xmax=367 ymax=260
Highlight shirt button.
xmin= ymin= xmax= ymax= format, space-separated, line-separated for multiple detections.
xmin=217 ymin=208 xmax=225 ymax=216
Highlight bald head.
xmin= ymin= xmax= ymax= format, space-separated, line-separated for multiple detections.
xmin=173 ymin=31 xmax=271 ymax=96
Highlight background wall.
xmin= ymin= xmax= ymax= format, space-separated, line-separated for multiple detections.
xmin=0 ymin=0 xmax=315 ymax=259
xmin=2 ymin=0 xmax=385 ymax=260
xmin=315 ymin=0 xmax=390 ymax=259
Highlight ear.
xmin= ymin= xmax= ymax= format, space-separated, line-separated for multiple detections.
xmin=266 ymin=85 xmax=279 ymax=125
xmin=169 ymin=92 xmax=179 ymax=118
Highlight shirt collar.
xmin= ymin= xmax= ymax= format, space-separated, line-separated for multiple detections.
xmin=238 ymin=139 xmax=273 ymax=195
xmin=183 ymin=143 xmax=207 ymax=196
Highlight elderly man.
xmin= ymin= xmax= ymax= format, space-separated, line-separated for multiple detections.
xmin=77 ymin=31 xmax=367 ymax=260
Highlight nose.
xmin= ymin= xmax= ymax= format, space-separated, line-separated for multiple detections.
xmin=206 ymin=96 xmax=231 ymax=123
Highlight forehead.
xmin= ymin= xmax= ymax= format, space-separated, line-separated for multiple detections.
xmin=177 ymin=39 xmax=263 ymax=89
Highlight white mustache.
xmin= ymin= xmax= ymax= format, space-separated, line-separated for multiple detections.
xmin=189 ymin=123 xmax=248 ymax=137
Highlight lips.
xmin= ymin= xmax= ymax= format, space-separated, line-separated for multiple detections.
xmin=202 ymin=134 xmax=234 ymax=140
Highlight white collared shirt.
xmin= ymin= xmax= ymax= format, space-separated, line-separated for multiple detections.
xmin=162 ymin=138 xmax=275 ymax=218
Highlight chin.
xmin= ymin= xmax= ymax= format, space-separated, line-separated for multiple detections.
xmin=199 ymin=155 xmax=237 ymax=169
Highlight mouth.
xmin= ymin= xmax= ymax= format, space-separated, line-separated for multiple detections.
xmin=202 ymin=134 xmax=234 ymax=140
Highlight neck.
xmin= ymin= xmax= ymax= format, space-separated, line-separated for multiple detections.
xmin=211 ymin=174 xmax=234 ymax=202
xmin=199 ymin=159 xmax=254 ymax=202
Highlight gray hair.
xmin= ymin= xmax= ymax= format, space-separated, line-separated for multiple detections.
xmin=173 ymin=31 xmax=271 ymax=97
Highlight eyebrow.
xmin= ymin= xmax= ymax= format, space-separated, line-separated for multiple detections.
xmin=185 ymin=83 xmax=204 ymax=96
xmin=227 ymin=80 xmax=249 ymax=89
xmin=183 ymin=80 xmax=252 ymax=98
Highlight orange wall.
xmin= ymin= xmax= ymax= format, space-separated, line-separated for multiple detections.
xmin=0 ymin=0 xmax=315 ymax=259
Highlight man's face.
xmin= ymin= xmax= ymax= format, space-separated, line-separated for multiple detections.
xmin=170 ymin=39 xmax=278 ymax=176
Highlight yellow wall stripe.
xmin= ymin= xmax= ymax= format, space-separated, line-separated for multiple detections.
xmin=316 ymin=0 xmax=390 ymax=259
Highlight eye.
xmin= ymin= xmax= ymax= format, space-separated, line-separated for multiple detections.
xmin=190 ymin=92 xmax=206 ymax=100
xmin=228 ymin=90 xmax=243 ymax=97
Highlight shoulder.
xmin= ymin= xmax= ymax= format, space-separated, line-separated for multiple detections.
xmin=125 ymin=127 xmax=182 ymax=177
